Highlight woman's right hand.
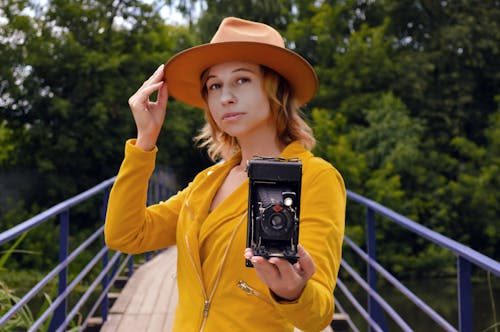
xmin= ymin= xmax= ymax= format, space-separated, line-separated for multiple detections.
xmin=128 ymin=64 xmax=169 ymax=151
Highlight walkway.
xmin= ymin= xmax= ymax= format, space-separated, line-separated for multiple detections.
xmin=101 ymin=247 xmax=178 ymax=332
xmin=100 ymin=247 xmax=335 ymax=332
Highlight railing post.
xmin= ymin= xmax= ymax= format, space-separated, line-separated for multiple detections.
xmin=49 ymin=210 xmax=69 ymax=331
xmin=101 ymin=248 xmax=109 ymax=322
xmin=158 ymin=183 xmax=163 ymax=202
xmin=366 ymin=207 xmax=387 ymax=331
xmin=457 ymin=256 xmax=472 ymax=332
xmin=101 ymin=188 xmax=111 ymax=322
xmin=127 ymin=255 xmax=134 ymax=277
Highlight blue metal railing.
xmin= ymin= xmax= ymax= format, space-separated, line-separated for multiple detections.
xmin=334 ymin=190 xmax=500 ymax=332
xmin=1 ymin=177 xmax=499 ymax=331
xmin=0 ymin=175 xmax=172 ymax=331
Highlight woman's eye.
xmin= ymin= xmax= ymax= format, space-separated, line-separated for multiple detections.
xmin=208 ymin=83 xmax=221 ymax=90
xmin=236 ymin=77 xmax=250 ymax=84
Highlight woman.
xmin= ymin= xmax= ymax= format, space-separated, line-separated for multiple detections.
xmin=105 ymin=17 xmax=345 ymax=331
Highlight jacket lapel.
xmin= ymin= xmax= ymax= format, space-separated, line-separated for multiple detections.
xmin=182 ymin=153 xmax=242 ymax=283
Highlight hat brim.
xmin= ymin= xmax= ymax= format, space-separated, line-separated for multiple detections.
xmin=164 ymin=42 xmax=318 ymax=110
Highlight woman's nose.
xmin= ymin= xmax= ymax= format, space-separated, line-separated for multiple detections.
xmin=220 ymin=87 xmax=236 ymax=105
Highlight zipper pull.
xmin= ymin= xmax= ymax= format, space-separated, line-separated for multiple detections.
xmin=203 ymin=300 xmax=210 ymax=317
xmin=237 ymin=280 xmax=254 ymax=295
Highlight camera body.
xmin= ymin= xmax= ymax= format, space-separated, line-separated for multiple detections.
xmin=246 ymin=157 xmax=302 ymax=267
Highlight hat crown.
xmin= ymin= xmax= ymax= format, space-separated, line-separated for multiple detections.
xmin=210 ymin=17 xmax=285 ymax=48
xmin=164 ymin=17 xmax=318 ymax=109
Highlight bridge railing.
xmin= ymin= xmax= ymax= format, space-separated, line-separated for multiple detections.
xmin=335 ymin=190 xmax=500 ymax=332
xmin=0 ymin=175 xmax=172 ymax=331
xmin=2 ymin=176 xmax=499 ymax=331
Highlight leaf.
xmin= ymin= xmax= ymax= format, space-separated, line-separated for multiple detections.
xmin=0 ymin=232 xmax=28 ymax=270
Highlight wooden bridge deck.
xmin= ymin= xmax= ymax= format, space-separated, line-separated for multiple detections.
xmin=100 ymin=246 xmax=336 ymax=332
xmin=101 ymin=247 xmax=179 ymax=332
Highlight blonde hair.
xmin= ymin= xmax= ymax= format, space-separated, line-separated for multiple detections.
xmin=195 ymin=66 xmax=315 ymax=161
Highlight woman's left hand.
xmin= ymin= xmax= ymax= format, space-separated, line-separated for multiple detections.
xmin=244 ymin=245 xmax=316 ymax=301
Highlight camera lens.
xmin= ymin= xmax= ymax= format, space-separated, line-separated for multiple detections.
xmin=260 ymin=208 xmax=293 ymax=240
xmin=271 ymin=214 xmax=285 ymax=230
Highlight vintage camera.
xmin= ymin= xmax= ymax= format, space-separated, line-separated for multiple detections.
xmin=246 ymin=157 xmax=302 ymax=267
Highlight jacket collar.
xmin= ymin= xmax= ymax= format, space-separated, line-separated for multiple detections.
xmin=280 ymin=141 xmax=312 ymax=160
xmin=185 ymin=141 xmax=311 ymax=219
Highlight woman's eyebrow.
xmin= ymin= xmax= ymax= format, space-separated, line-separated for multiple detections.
xmin=232 ymin=67 xmax=256 ymax=74
xmin=206 ymin=67 xmax=256 ymax=81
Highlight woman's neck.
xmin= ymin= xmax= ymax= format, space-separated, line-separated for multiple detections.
xmin=237 ymin=135 xmax=285 ymax=169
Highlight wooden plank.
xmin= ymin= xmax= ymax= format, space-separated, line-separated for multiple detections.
xmin=155 ymin=248 xmax=178 ymax=315
xmin=116 ymin=313 xmax=151 ymax=332
xmin=100 ymin=314 xmax=122 ymax=332
xmin=140 ymin=253 xmax=172 ymax=314
xmin=101 ymin=247 xmax=179 ymax=331
xmin=150 ymin=247 xmax=178 ymax=330
xmin=109 ymin=270 xmax=143 ymax=314
xmin=125 ymin=268 xmax=150 ymax=314
xmin=147 ymin=314 xmax=167 ymax=332
xmin=163 ymin=284 xmax=178 ymax=331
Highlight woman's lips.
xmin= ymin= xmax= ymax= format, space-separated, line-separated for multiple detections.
xmin=222 ymin=112 xmax=245 ymax=121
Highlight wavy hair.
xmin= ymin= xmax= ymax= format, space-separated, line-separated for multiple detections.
xmin=195 ymin=66 xmax=315 ymax=161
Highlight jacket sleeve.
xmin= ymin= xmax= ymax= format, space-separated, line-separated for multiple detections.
xmin=273 ymin=162 xmax=346 ymax=331
xmin=104 ymin=139 xmax=189 ymax=254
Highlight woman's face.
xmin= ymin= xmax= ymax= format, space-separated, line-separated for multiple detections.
xmin=205 ymin=61 xmax=276 ymax=141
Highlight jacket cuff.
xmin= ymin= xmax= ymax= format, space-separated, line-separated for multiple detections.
xmin=270 ymin=281 xmax=312 ymax=308
xmin=125 ymin=139 xmax=158 ymax=157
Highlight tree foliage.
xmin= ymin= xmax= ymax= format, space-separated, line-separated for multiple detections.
xmin=1 ymin=0 xmax=499 ymax=276
xmin=0 ymin=0 xmax=207 ymax=209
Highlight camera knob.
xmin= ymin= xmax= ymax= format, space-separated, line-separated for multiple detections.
xmin=284 ymin=197 xmax=293 ymax=207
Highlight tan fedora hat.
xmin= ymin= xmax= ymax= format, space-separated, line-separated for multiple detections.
xmin=164 ymin=17 xmax=318 ymax=110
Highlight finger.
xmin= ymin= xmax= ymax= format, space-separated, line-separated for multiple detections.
xmin=297 ymin=245 xmax=316 ymax=278
xmin=244 ymin=248 xmax=253 ymax=260
xmin=252 ymin=256 xmax=280 ymax=279
xmin=268 ymin=257 xmax=295 ymax=276
xmin=155 ymin=81 xmax=168 ymax=109
xmin=142 ymin=81 xmax=165 ymax=98
xmin=130 ymin=81 xmax=165 ymax=108
xmin=292 ymin=261 xmax=302 ymax=274
xmin=143 ymin=64 xmax=165 ymax=86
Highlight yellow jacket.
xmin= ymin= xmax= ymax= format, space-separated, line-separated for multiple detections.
xmin=105 ymin=139 xmax=345 ymax=332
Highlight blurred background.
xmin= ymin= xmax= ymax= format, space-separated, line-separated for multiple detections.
xmin=1 ymin=0 xmax=499 ymax=330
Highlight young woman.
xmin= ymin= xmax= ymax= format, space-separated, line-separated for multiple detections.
xmin=105 ymin=17 xmax=345 ymax=331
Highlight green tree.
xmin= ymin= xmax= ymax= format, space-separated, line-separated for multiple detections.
xmin=171 ymin=0 xmax=296 ymax=42
xmin=0 ymin=121 xmax=16 ymax=166
xmin=2 ymin=0 xmax=499 ymax=277
xmin=444 ymin=97 xmax=500 ymax=259
xmin=0 ymin=0 xmax=207 ymax=211
xmin=0 ymin=0 xmax=209 ymax=271
xmin=305 ymin=0 xmax=499 ymax=273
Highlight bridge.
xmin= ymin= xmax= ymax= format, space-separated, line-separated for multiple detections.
xmin=1 ymin=175 xmax=499 ymax=331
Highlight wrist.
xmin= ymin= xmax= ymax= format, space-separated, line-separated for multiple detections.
xmin=135 ymin=136 xmax=156 ymax=151
xmin=270 ymin=286 xmax=304 ymax=303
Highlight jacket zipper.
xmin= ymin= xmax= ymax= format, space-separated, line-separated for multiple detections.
xmin=185 ymin=212 xmax=247 ymax=332
xmin=236 ymin=280 xmax=274 ymax=305
xmin=185 ymin=236 xmax=210 ymax=331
